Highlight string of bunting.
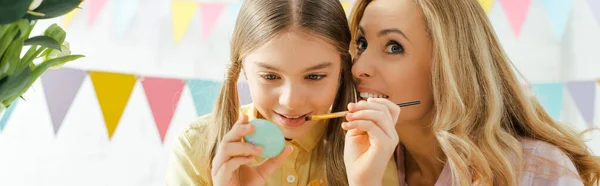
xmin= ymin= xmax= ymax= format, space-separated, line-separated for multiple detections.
xmin=58 ymin=0 xmax=600 ymax=44
xmin=0 ymin=68 xmax=599 ymax=142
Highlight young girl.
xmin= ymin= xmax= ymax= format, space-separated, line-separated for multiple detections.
xmin=164 ymin=0 xmax=389 ymax=185
xmin=345 ymin=0 xmax=600 ymax=185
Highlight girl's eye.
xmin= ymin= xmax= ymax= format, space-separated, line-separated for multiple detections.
xmin=260 ymin=74 xmax=280 ymax=80
xmin=306 ymin=74 xmax=326 ymax=80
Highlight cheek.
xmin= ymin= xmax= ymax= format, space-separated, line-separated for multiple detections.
xmin=386 ymin=60 xmax=432 ymax=101
xmin=310 ymin=80 xmax=339 ymax=109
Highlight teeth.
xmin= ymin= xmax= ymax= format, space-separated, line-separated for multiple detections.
xmin=283 ymin=114 xmax=301 ymax=119
xmin=359 ymin=92 xmax=388 ymax=99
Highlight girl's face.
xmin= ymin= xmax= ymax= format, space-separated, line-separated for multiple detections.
xmin=352 ymin=0 xmax=434 ymax=123
xmin=243 ymin=31 xmax=341 ymax=139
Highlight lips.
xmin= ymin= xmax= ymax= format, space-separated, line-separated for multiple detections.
xmin=273 ymin=111 xmax=311 ymax=127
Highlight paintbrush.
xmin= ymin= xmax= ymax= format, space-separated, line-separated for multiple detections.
xmin=304 ymin=100 xmax=421 ymax=121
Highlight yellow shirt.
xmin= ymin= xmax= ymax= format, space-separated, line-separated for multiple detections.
xmin=166 ymin=104 xmax=336 ymax=186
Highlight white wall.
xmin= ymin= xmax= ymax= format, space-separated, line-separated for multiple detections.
xmin=0 ymin=0 xmax=599 ymax=185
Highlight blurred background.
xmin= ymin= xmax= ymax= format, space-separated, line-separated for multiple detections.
xmin=0 ymin=0 xmax=599 ymax=185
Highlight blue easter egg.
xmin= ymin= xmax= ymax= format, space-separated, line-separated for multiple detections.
xmin=243 ymin=119 xmax=285 ymax=158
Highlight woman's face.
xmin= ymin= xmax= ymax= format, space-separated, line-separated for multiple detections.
xmin=243 ymin=31 xmax=341 ymax=139
xmin=352 ymin=0 xmax=434 ymax=122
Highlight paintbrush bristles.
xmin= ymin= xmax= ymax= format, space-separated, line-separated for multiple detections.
xmin=305 ymin=111 xmax=349 ymax=121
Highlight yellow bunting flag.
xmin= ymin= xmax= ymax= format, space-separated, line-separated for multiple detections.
xmin=479 ymin=0 xmax=495 ymax=13
xmin=342 ymin=2 xmax=352 ymax=16
xmin=62 ymin=6 xmax=81 ymax=28
xmin=90 ymin=72 xmax=136 ymax=139
xmin=172 ymin=1 xmax=198 ymax=44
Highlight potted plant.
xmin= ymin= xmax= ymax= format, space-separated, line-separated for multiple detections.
xmin=0 ymin=0 xmax=84 ymax=114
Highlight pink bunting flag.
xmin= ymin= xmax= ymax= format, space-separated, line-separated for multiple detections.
xmin=141 ymin=77 xmax=185 ymax=143
xmin=499 ymin=0 xmax=532 ymax=38
xmin=199 ymin=3 xmax=227 ymax=40
xmin=88 ymin=0 xmax=109 ymax=28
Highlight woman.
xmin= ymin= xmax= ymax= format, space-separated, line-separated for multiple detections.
xmin=344 ymin=0 xmax=600 ymax=185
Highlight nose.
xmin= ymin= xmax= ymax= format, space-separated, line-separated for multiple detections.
xmin=351 ymin=51 xmax=374 ymax=81
xmin=278 ymin=82 xmax=305 ymax=110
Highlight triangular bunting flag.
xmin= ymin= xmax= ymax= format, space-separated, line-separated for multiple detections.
xmin=499 ymin=0 xmax=531 ymax=38
xmin=88 ymin=0 xmax=109 ymax=28
xmin=531 ymin=83 xmax=564 ymax=121
xmin=479 ymin=0 xmax=495 ymax=13
xmin=171 ymin=1 xmax=198 ymax=44
xmin=0 ymin=99 xmax=19 ymax=132
xmin=141 ymin=77 xmax=185 ymax=143
xmin=199 ymin=3 xmax=226 ymax=41
xmin=342 ymin=2 xmax=352 ymax=15
xmin=540 ymin=0 xmax=573 ymax=40
xmin=566 ymin=81 xmax=596 ymax=127
xmin=90 ymin=71 xmax=136 ymax=139
xmin=237 ymin=82 xmax=252 ymax=105
xmin=227 ymin=2 xmax=242 ymax=26
xmin=114 ymin=0 xmax=140 ymax=38
xmin=62 ymin=7 xmax=80 ymax=28
xmin=590 ymin=0 xmax=600 ymax=26
xmin=187 ymin=80 xmax=221 ymax=116
xmin=41 ymin=68 xmax=87 ymax=134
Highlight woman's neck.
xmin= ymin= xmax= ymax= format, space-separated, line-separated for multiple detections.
xmin=396 ymin=112 xmax=445 ymax=185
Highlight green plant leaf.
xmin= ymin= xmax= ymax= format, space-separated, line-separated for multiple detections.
xmin=16 ymin=19 xmax=30 ymax=38
xmin=32 ymin=54 xmax=84 ymax=80
xmin=0 ymin=24 xmax=18 ymax=58
xmin=0 ymin=0 xmax=33 ymax=24
xmin=0 ymin=37 xmax=24 ymax=75
xmin=24 ymin=0 xmax=82 ymax=20
xmin=43 ymin=24 xmax=66 ymax=44
xmin=24 ymin=36 xmax=61 ymax=50
xmin=0 ymin=67 xmax=32 ymax=101
xmin=19 ymin=45 xmax=37 ymax=71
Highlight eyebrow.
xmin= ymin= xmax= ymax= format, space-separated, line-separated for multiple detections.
xmin=358 ymin=26 xmax=410 ymax=42
xmin=256 ymin=61 xmax=333 ymax=72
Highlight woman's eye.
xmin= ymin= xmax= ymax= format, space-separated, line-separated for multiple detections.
xmin=356 ymin=37 xmax=368 ymax=51
xmin=385 ymin=41 xmax=404 ymax=54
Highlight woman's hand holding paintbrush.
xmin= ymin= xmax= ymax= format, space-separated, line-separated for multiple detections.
xmin=338 ymin=98 xmax=415 ymax=185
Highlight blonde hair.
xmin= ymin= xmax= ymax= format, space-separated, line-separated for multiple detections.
xmin=349 ymin=0 xmax=600 ymax=185
xmin=203 ymin=0 xmax=354 ymax=185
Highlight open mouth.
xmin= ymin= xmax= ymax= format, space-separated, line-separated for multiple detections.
xmin=359 ymin=92 xmax=390 ymax=99
xmin=275 ymin=112 xmax=311 ymax=119
xmin=273 ymin=111 xmax=312 ymax=127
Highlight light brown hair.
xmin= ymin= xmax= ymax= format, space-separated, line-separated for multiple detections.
xmin=204 ymin=0 xmax=354 ymax=185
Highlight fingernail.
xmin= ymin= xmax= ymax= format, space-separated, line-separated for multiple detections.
xmin=254 ymin=146 xmax=262 ymax=152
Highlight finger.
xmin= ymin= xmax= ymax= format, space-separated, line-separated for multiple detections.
xmin=212 ymin=142 xmax=263 ymax=170
xmin=342 ymin=120 xmax=389 ymax=144
xmin=256 ymin=146 xmax=293 ymax=177
xmin=215 ymin=156 xmax=253 ymax=180
xmin=222 ymin=115 xmax=252 ymax=143
xmin=349 ymin=100 xmax=390 ymax=120
xmin=368 ymin=98 xmax=401 ymax=122
xmin=346 ymin=110 xmax=395 ymax=138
